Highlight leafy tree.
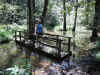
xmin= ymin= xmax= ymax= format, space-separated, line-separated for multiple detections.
xmin=44 ymin=14 xmax=59 ymax=30
xmin=0 ymin=2 xmax=27 ymax=25
xmin=34 ymin=0 xmax=59 ymax=30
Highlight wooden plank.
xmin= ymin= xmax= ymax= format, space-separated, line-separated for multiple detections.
xmin=38 ymin=41 xmax=58 ymax=49
xmin=41 ymin=36 xmax=59 ymax=42
xmin=43 ymin=33 xmax=72 ymax=38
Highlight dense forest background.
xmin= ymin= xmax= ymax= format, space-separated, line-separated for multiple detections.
xmin=0 ymin=0 xmax=96 ymax=31
xmin=0 ymin=0 xmax=98 ymax=47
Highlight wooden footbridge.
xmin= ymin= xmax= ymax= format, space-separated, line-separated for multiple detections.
xmin=14 ymin=31 xmax=72 ymax=62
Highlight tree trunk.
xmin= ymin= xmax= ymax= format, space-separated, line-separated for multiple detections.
xmin=72 ymin=0 xmax=78 ymax=50
xmin=41 ymin=0 xmax=49 ymax=25
xmin=85 ymin=0 xmax=90 ymax=25
xmin=28 ymin=0 xmax=35 ymax=34
xmin=32 ymin=0 xmax=35 ymax=33
xmin=72 ymin=0 xmax=78 ymax=32
xmin=63 ymin=0 xmax=67 ymax=31
xmin=26 ymin=0 xmax=35 ymax=63
xmin=91 ymin=0 xmax=100 ymax=42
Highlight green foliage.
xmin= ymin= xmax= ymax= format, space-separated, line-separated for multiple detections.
xmin=60 ymin=10 xmax=66 ymax=14
xmin=0 ymin=25 xmax=12 ymax=42
xmin=0 ymin=3 xmax=27 ymax=25
xmin=4 ymin=64 xmax=32 ymax=75
xmin=0 ymin=25 xmax=26 ymax=42
xmin=67 ymin=6 xmax=72 ymax=15
xmin=0 ymin=31 xmax=12 ymax=42
xmin=44 ymin=15 xmax=59 ymax=30
xmin=89 ymin=0 xmax=96 ymax=7
xmin=78 ymin=0 xmax=85 ymax=7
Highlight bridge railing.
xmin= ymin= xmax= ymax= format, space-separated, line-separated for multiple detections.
xmin=14 ymin=31 xmax=72 ymax=57
xmin=37 ymin=33 xmax=72 ymax=57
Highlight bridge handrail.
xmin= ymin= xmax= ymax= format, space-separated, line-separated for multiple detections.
xmin=43 ymin=33 xmax=72 ymax=39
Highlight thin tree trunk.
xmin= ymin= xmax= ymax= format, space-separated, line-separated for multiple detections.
xmin=41 ymin=0 xmax=49 ymax=25
xmin=26 ymin=0 xmax=35 ymax=63
xmin=85 ymin=0 xmax=90 ymax=25
xmin=28 ymin=0 xmax=35 ymax=34
xmin=72 ymin=0 xmax=78 ymax=50
xmin=63 ymin=0 xmax=67 ymax=31
xmin=91 ymin=0 xmax=99 ymax=42
xmin=32 ymin=0 xmax=35 ymax=33
xmin=72 ymin=0 xmax=78 ymax=32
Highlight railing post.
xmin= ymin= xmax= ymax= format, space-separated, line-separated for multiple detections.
xmin=68 ymin=37 xmax=71 ymax=52
xmin=56 ymin=35 xmax=58 ymax=56
xmin=56 ymin=35 xmax=61 ymax=57
xmin=23 ymin=30 xmax=25 ymax=43
xmin=15 ymin=31 xmax=17 ymax=41
xmin=19 ymin=31 xmax=22 ymax=45
xmin=58 ymin=39 xmax=61 ymax=57
xmin=19 ymin=31 xmax=21 ymax=42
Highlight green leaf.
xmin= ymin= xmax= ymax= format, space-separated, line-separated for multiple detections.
xmin=79 ymin=0 xmax=85 ymax=7
xmin=60 ymin=10 xmax=66 ymax=14
xmin=67 ymin=6 xmax=72 ymax=15
xmin=89 ymin=1 xmax=96 ymax=6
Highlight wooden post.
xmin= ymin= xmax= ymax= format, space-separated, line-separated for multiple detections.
xmin=56 ymin=35 xmax=61 ymax=57
xmin=19 ymin=31 xmax=22 ymax=46
xmin=56 ymin=35 xmax=58 ymax=56
xmin=68 ymin=37 xmax=71 ymax=52
xmin=19 ymin=31 xmax=21 ymax=42
xmin=25 ymin=49 xmax=29 ymax=65
xmin=23 ymin=30 xmax=26 ymax=43
xmin=15 ymin=31 xmax=17 ymax=41
xmin=58 ymin=39 xmax=61 ymax=57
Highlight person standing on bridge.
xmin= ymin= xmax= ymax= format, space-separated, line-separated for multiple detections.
xmin=36 ymin=20 xmax=43 ymax=36
xmin=36 ymin=20 xmax=43 ymax=48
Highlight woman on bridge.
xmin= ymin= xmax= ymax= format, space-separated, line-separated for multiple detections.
xmin=36 ymin=20 xmax=43 ymax=36
xmin=36 ymin=20 xmax=43 ymax=48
